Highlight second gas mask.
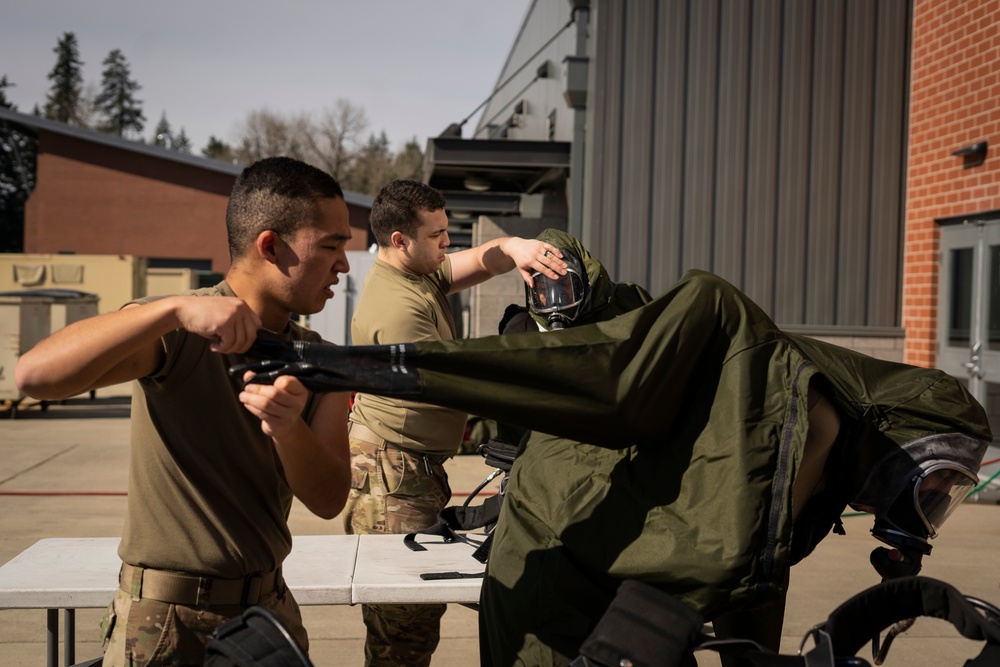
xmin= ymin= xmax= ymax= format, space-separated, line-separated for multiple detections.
xmin=850 ymin=432 xmax=984 ymax=577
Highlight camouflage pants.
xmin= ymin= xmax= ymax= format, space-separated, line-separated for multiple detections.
xmin=343 ymin=435 xmax=452 ymax=667
xmin=99 ymin=577 xmax=305 ymax=666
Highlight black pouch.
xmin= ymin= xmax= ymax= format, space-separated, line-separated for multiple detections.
xmin=574 ymin=580 xmax=704 ymax=667
xmin=204 ymin=606 xmax=312 ymax=667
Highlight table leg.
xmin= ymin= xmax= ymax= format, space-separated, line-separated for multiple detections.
xmin=47 ymin=608 xmax=58 ymax=667
xmin=64 ymin=608 xmax=76 ymax=666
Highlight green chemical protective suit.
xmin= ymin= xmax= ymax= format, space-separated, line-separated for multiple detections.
xmin=234 ymin=234 xmax=992 ymax=667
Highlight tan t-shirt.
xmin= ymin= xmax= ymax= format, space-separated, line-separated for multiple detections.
xmin=350 ymin=258 xmax=468 ymax=455
xmin=119 ymin=281 xmax=320 ymax=577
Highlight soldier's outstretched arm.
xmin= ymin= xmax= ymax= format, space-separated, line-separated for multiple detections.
xmin=16 ymin=295 xmax=260 ymax=400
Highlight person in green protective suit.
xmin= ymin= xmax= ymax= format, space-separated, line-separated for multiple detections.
xmin=232 ymin=232 xmax=992 ymax=667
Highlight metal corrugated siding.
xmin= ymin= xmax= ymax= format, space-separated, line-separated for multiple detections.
xmin=583 ymin=0 xmax=909 ymax=329
xmin=682 ymin=0 xmax=719 ymax=275
xmin=649 ymin=0 xmax=688 ymax=289
xmin=715 ymin=0 xmax=752 ymax=289
xmin=620 ymin=0 xmax=658 ymax=285
xmin=867 ymin=0 xmax=908 ymax=326
xmin=588 ymin=0 xmax=625 ymax=277
xmin=772 ymin=0 xmax=813 ymax=325
xmin=744 ymin=0 xmax=782 ymax=315
xmin=806 ymin=0 xmax=845 ymax=327
xmin=838 ymin=0 xmax=876 ymax=326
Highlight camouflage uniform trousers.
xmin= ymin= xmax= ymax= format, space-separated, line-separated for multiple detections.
xmin=343 ymin=435 xmax=452 ymax=667
xmin=99 ymin=574 xmax=306 ymax=666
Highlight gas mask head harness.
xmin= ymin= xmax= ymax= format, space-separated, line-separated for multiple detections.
xmin=850 ymin=432 xmax=984 ymax=579
xmin=525 ymin=250 xmax=590 ymax=331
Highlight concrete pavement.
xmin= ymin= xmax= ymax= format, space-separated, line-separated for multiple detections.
xmin=1 ymin=389 xmax=999 ymax=666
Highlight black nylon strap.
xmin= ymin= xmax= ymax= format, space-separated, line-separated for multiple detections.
xmin=968 ymin=644 xmax=1000 ymax=667
xmin=575 ymin=576 xmax=1000 ymax=667
xmin=403 ymin=522 xmax=460 ymax=552
xmin=439 ymin=495 xmax=502 ymax=532
xmin=419 ymin=571 xmax=486 ymax=580
xmin=824 ymin=576 xmax=1000 ymax=657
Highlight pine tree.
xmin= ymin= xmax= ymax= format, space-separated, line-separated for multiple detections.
xmin=44 ymin=32 xmax=84 ymax=124
xmin=202 ymin=136 xmax=234 ymax=162
xmin=95 ymin=49 xmax=145 ymax=138
xmin=0 ymin=76 xmax=37 ymax=252
xmin=390 ymin=137 xmax=424 ymax=181
xmin=0 ymin=76 xmax=12 ymax=109
xmin=346 ymin=131 xmax=393 ymax=195
xmin=173 ymin=127 xmax=192 ymax=153
xmin=152 ymin=112 xmax=172 ymax=147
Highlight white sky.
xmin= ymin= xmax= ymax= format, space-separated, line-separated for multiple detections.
xmin=1 ymin=1 xmax=533 ymax=152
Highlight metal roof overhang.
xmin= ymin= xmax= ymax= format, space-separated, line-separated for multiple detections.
xmin=423 ymin=137 xmax=571 ymax=207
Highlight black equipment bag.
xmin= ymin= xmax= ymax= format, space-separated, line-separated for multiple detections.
xmin=204 ymin=606 xmax=312 ymax=667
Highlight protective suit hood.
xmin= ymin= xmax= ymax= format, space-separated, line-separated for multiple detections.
xmin=528 ymin=229 xmax=651 ymax=329
xmin=850 ymin=432 xmax=987 ymax=517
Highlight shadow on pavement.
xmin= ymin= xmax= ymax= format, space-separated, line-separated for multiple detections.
xmin=1 ymin=396 xmax=131 ymax=420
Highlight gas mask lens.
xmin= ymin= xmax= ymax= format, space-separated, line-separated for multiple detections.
xmin=527 ymin=266 xmax=587 ymax=331
xmin=912 ymin=463 xmax=978 ymax=538
xmin=528 ymin=269 xmax=585 ymax=314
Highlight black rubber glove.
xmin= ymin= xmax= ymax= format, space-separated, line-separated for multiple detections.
xmin=228 ymin=338 xmax=422 ymax=396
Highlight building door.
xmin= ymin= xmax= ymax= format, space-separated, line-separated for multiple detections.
xmin=938 ymin=219 xmax=1000 ymax=438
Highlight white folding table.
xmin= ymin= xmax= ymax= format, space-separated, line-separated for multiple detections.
xmin=0 ymin=533 xmax=485 ymax=667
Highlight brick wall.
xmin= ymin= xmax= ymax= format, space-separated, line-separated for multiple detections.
xmin=25 ymin=135 xmax=234 ymax=271
xmin=904 ymin=0 xmax=1000 ymax=367
xmin=23 ymin=131 xmax=373 ymax=275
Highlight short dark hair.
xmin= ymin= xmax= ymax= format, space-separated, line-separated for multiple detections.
xmin=369 ymin=179 xmax=446 ymax=247
xmin=225 ymin=157 xmax=344 ymax=261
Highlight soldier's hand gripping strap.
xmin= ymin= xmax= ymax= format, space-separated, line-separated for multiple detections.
xmin=229 ymin=339 xmax=421 ymax=396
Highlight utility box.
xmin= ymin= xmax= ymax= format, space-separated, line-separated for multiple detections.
xmin=0 ymin=294 xmax=52 ymax=406
xmin=0 ymin=253 xmax=146 ymax=314
xmin=0 ymin=289 xmax=100 ymax=413
xmin=146 ymin=267 xmax=199 ymax=297
xmin=43 ymin=289 xmax=101 ymax=331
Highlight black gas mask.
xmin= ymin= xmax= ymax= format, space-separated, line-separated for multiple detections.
xmin=525 ymin=251 xmax=589 ymax=331
xmin=850 ymin=433 xmax=983 ymax=579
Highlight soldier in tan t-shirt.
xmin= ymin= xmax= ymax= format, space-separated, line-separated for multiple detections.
xmin=344 ymin=179 xmax=566 ymax=667
xmin=15 ymin=157 xmax=354 ymax=666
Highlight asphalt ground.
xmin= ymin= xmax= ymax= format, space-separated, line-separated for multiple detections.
xmin=1 ymin=388 xmax=999 ymax=667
